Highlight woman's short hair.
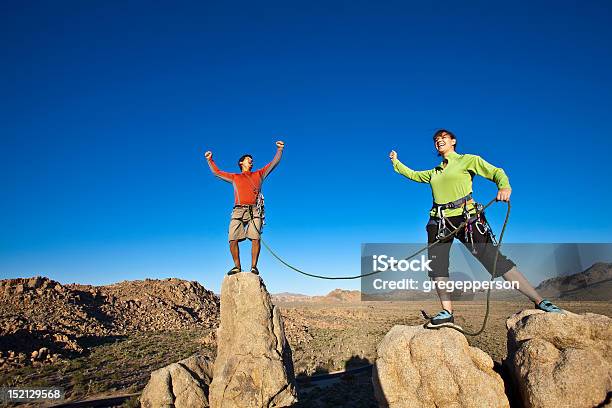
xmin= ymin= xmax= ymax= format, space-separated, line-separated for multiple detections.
xmin=432 ymin=129 xmax=457 ymax=151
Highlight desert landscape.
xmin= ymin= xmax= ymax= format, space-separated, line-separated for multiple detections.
xmin=0 ymin=263 xmax=611 ymax=407
xmin=5 ymin=1 xmax=611 ymax=406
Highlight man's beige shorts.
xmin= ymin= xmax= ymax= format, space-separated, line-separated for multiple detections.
xmin=228 ymin=206 xmax=263 ymax=241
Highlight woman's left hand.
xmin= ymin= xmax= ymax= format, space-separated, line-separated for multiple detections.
xmin=496 ymin=188 xmax=512 ymax=202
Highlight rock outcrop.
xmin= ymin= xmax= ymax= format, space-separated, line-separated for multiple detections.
xmin=140 ymin=354 xmax=214 ymax=408
xmin=372 ymin=325 xmax=509 ymax=408
xmin=0 ymin=276 xmax=219 ymax=369
xmin=209 ymin=272 xmax=297 ymax=408
xmin=506 ymin=309 xmax=612 ymax=408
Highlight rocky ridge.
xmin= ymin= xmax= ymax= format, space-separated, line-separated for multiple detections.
xmin=536 ymin=262 xmax=612 ymax=300
xmin=0 ymin=276 xmax=219 ymax=369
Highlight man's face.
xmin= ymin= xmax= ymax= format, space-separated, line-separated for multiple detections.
xmin=434 ymin=133 xmax=455 ymax=154
xmin=241 ymin=156 xmax=253 ymax=172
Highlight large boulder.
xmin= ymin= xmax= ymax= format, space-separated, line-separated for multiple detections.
xmin=372 ymin=325 xmax=509 ymax=408
xmin=140 ymin=354 xmax=213 ymax=408
xmin=209 ymin=273 xmax=297 ymax=408
xmin=506 ymin=309 xmax=612 ymax=408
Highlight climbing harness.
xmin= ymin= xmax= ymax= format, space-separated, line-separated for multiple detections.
xmin=431 ymin=193 xmax=473 ymax=240
xmin=431 ymin=194 xmax=498 ymax=254
xmin=244 ymin=196 xmax=510 ymax=336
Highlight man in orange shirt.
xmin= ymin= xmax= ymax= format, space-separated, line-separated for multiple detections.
xmin=205 ymin=141 xmax=284 ymax=275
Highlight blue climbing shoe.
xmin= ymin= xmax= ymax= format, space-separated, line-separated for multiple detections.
xmin=422 ymin=309 xmax=463 ymax=330
xmin=429 ymin=309 xmax=454 ymax=327
xmin=537 ymin=299 xmax=563 ymax=313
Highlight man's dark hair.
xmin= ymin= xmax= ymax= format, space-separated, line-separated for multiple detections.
xmin=238 ymin=154 xmax=253 ymax=170
xmin=433 ymin=129 xmax=457 ymax=155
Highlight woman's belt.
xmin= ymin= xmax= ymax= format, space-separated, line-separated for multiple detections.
xmin=432 ymin=193 xmax=473 ymax=210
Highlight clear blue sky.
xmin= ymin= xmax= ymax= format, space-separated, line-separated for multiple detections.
xmin=1 ymin=1 xmax=611 ymax=295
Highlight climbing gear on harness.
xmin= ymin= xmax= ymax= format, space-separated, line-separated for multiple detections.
xmin=432 ymin=193 xmax=473 ymax=240
xmin=247 ymin=206 xmax=265 ymax=230
xmin=251 ymin=266 xmax=260 ymax=275
xmin=227 ymin=266 xmax=241 ymax=275
xmin=431 ymin=194 xmax=499 ymax=255
xmin=473 ymin=202 xmax=497 ymax=246
xmin=256 ymin=191 xmax=264 ymax=214
xmin=244 ymin=173 xmax=266 ymax=225
xmin=473 ymin=202 xmax=498 ymax=246
xmin=536 ymin=299 xmax=563 ymax=313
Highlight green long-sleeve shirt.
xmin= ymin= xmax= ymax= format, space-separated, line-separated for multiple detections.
xmin=392 ymin=151 xmax=511 ymax=217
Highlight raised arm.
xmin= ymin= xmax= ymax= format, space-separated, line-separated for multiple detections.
xmin=205 ymin=151 xmax=234 ymax=183
xmin=389 ymin=150 xmax=433 ymax=183
xmin=464 ymin=154 xmax=511 ymax=200
xmin=257 ymin=141 xmax=284 ymax=179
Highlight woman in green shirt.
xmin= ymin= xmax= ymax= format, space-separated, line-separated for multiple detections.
xmin=390 ymin=129 xmax=561 ymax=327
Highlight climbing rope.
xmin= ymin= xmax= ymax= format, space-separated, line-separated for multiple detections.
xmin=247 ymin=197 xmax=511 ymax=336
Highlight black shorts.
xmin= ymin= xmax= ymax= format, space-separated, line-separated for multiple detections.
xmin=426 ymin=212 xmax=516 ymax=279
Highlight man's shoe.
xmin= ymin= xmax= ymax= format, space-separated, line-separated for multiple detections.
xmin=227 ymin=266 xmax=241 ymax=276
xmin=537 ymin=299 xmax=563 ymax=313
xmin=250 ymin=266 xmax=259 ymax=275
xmin=429 ymin=309 xmax=454 ymax=327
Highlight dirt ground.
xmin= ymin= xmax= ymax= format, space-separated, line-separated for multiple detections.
xmin=2 ymin=298 xmax=610 ymax=407
xmin=280 ymin=298 xmax=612 ymax=373
xmin=283 ymin=298 xmax=611 ymax=407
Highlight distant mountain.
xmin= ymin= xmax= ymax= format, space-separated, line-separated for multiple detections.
xmin=272 ymin=289 xmax=361 ymax=303
xmin=536 ymin=262 xmax=612 ymax=300
xmin=271 ymin=292 xmax=312 ymax=302
xmin=312 ymin=289 xmax=361 ymax=303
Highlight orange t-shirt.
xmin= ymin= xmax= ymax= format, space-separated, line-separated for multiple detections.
xmin=207 ymin=150 xmax=282 ymax=205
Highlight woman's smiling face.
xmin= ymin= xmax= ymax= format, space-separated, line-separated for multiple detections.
xmin=434 ymin=132 xmax=456 ymax=155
